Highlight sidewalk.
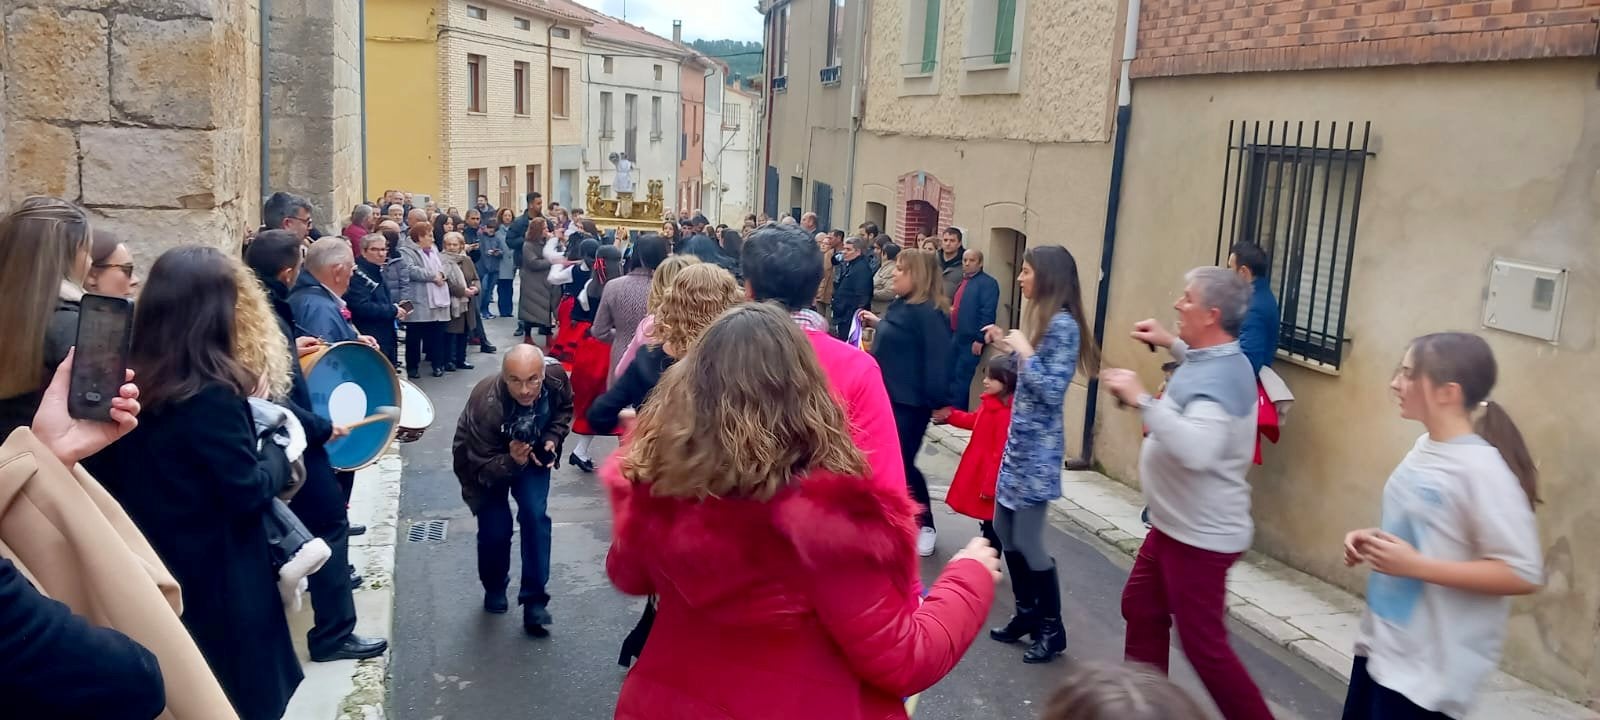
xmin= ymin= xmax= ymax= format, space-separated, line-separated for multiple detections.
xmin=283 ymin=450 xmax=404 ymax=720
xmin=922 ymin=423 xmax=1598 ymax=720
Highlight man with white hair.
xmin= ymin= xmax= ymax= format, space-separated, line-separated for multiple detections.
xmin=800 ymin=211 xmax=818 ymax=234
xmin=1100 ymin=266 xmax=1273 ymax=720
xmin=290 ymin=238 xmax=369 ymax=346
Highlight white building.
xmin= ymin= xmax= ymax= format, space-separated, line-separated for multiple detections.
xmin=700 ymin=61 xmax=726 ymax=222
xmin=717 ymin=85 xmax=759 ymax=224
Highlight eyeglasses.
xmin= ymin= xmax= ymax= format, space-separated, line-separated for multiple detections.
xmin=93 ymin=262 xmax=135 ymax=276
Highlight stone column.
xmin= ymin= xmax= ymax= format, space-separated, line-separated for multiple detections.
xmin=266 ymin=0 xmax=363 ymax=229
xmin=1 ymin=0 xmax=261 ymax=259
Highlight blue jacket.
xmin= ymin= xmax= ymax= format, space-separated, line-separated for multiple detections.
xmin=1239 ymin=276 xmax=1280 ymax=373
xmin=950 ymin=271 xmax=1000 ymax=346
xmin=288 ymin=271 xmax=358 ymax=343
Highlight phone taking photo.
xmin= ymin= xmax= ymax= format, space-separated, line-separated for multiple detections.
xmin=68 ymin=294 xmax=134 ymax=422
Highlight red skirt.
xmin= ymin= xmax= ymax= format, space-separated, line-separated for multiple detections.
xmin=550 ymin=296 xmax=579 ymax=363
xmin=568 ymin=320 xmax=615 ymax=437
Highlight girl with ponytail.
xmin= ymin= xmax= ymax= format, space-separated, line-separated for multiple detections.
xmin=565 ymin=244 xmax=624 ymax=472
xmin=1342 ymin=331 xmax=1542 ymax=719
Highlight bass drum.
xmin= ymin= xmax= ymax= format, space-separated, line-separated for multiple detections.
xmin=396 ymin=379 xmax=435 ymax=443
xmin=299 ymin=341 xmax=401 ymax=471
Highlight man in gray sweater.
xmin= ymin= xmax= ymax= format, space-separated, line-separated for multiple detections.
xmin=1100 ymin=266 xmax=1274 ymax=720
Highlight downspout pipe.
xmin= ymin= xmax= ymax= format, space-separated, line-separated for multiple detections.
xmin=359 ymin=0 xmax=368 ymax=202
xmin=1072 ymin=0 xmax=1140 ymax=470
xmin=259 ymin=0 xmax=272 ymax=218
xmin=760 ymin=5 xmax=777 ymax=215
xmin=840 ymin=0 xmax=870 ymax=230
xmin=546 ymin=23 xmax=554 ymax=199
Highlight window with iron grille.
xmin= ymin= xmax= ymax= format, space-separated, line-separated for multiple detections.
xmin=813 ymin=181 xmax=833 ymax=231
xmin=1215 ymin=120 xmax=1372 ymax=368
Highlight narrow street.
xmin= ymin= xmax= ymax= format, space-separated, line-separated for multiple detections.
xmin=387 ymin=318 xmax=1347 ymax=720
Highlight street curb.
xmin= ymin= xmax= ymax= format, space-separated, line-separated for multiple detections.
xmin=921 ymin=425 xmax=1600 ymax=719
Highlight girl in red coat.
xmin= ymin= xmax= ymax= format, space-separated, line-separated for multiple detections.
xmin=937 ymin=356 xmax=1017 ymax=552
xmin=602 ymin=302 xmax=1001 ymax=720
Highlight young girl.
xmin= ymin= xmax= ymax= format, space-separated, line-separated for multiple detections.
xmin=1039 ymin=662 xmax=1204 ymax=720
xmin=566 ymin=244 xmax=623 ymax=472
xmin=983 ymin=245 xmax=1100 ymax=664
xmin=937 ymin=355 xmax=1017 ymax=553
xmin=1342 ymin=332 xmax=1541 ymax=720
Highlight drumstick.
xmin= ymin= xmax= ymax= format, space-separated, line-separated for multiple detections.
xmin=342 ymin=406 xmax=400 ymax=431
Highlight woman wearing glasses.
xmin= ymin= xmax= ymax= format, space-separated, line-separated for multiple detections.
xmin=84 ymin=230 xmax=140 ymax=299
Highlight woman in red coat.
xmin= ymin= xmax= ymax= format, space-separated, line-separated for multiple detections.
xmin=602 ymin=302 xmax=1001 ymax=720
xmin=938 ymin=356 xmax=1017 ymax=545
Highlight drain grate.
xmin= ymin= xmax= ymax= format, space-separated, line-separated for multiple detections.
xmin=405 ymin=519 xmax=448 ymax=543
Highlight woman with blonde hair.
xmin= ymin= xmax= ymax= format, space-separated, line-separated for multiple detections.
xmin=611 ymin=254 xmax=700 ymax=381
xmin=0 ymin=197 xmax=97 ymax=438
xmin=602 ymin=302 xmax=999 ymax=719
xmin=858 ymin=247 xmax=952 ymax=557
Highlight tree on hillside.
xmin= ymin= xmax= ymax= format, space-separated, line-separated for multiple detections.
xmin=689 ymin=39 xmax=764 ymax=84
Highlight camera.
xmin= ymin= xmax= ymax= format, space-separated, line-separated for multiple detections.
xmin=506 ymin=411 xmax=557 ymax=467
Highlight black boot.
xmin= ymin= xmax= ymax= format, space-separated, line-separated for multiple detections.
xmin=989 ymin=552 xmax=1040 ymax=643
xmin=1022 ymin=563 xmax=1066 ymax=664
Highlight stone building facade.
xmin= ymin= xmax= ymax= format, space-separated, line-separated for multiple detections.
xmin=268 ymin=0 xmax=365 ymax=228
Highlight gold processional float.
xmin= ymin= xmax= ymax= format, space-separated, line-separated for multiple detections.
xmin=584 ymin=175 xmax=670 ymax=248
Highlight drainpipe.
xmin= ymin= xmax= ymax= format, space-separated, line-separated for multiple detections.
xmin=546 ymin=23 xmax=554 ymax=198
xmin=760 ymin=5 xmax=777 ymax=213
xmin=359 ymin=0 xmax=368 ymax=202
xmin=1072 ymin=0 xmax=1141 ymax=470
xmin=259 ymin=0 xmax=272 ymax=216
xmin=841 ymin=0 xmax=870 ymax=230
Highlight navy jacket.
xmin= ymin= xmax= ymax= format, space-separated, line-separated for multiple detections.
xmin=871 ymin=299 xmax=952 ymax=410
xmin=949 ymin=270 xmax=1000 ymax=346
xmin=288 ymin=271 xmax=357 ymax=343
xmin=260 ymin=276 xmax=345 ymax=537
xmin=1239 ymin=275 xmax=1281 ymax=373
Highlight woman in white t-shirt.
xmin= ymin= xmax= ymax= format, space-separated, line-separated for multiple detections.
xmin=1341 ymin=332 xmax=1542 ymax=720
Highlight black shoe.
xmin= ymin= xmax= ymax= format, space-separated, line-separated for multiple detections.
xmin=456 ymin=360 xmax=475 ymax=370
xmin=513 ymin=326 xmax=526 ymax=337
xmin=1022 ymin=564 xmax=1066 ymax=664
xmin=311 ymin=634 xmax=389 ymax=662
xmin=431 ymin=367 xmax=445 ymax=378
xmin=480 ymin=343 xmax=498 ymax=354
xmin=407 ymin=368 xmax=421 ymax=379
xmin=524 ymin=605 xmax=553 ymax=637
xmin=349 ymin=569 xmax=363 ymax=590
xmin=348 ymin=524 xmax=367 ymax=537
xmin=484 ymin=589 xmax=508 ymax=614
xmin=568 ymin=453 xmax=595 ymax=473
xmin=990 ymin=552 xmax=1041 ymax=643
xmin=443 ymin=363 xmax=457 ymax=373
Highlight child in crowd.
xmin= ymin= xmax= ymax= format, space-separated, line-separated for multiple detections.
xmin=1039 ymin=662 xmax=1204 ymax=720
xmin=935 ymin=355 xmax=1017 ymax=552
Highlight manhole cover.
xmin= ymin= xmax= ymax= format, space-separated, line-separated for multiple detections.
xmin=405 ymin=519 xmax=448 ymax=543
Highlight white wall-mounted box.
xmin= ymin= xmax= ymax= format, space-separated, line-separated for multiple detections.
xmin=1483 ymin=258 xmax=1568 ymax=343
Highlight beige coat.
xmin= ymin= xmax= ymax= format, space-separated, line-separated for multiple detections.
xmin=0 ymin=428 xmax=236 ymax=719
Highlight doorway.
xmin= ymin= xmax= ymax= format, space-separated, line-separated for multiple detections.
xmin=866 ymin=202 xmax=887 ymax=234
xmin=991 ymin=228 xmax=1027 ymax=329
xmin=905 ymin=200 xmax=938 ymax=246
xmin=498 ymin=166 xmax=516 ymax=212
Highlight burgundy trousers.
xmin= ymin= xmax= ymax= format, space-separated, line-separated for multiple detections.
xmin=1122 ymin=528 xmax=1275 ymax=720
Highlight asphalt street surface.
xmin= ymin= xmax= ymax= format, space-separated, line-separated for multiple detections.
xmin=388 ymin=317 xmax=1345 ymax=720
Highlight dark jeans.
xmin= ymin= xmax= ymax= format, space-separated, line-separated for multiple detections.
xmin=476 ymin=465 xmax=553 ymax=608
xmin=946 ymin=338 xmax=983 ymax=410
xmin=403 ymin=321 xmax=447 ymax=372
xmin=335 ymin=470 xmax=354 ymax=505
xmin=449 ymin=331 xmax=469 ymax=365
xmin=306 ymin=522 xmax=357 ymax=657
xmin=1342 ymin=657 xmax=1451 ymax=720
xmin=479 ymin=269 xmax=499 ymax=314
xmin=496 ymin=278 xmax=515 ymax=318
xmin=891 ymin=402 xmax=935 ymax=530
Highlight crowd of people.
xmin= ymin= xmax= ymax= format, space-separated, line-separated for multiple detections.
xmin=0 ymin=186 xmax=1546 ymax=720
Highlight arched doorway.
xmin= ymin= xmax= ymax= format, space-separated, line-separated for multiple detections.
xmin=990 ymin=227 xmax=1027 ymax=330
xmin=905 ymin=200 xmax=938 ymax=246
xmin=866 ymin=201 xmax=888 ymax=233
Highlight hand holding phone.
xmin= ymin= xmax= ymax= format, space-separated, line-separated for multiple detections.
xmin=35 ymin=347 xmax=140 ymax=466
xmin=69 ymin=295 xmax=134 ymax=422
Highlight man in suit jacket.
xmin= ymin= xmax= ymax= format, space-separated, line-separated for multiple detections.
xmin=945 ymin=249 xmax=999 ymax=411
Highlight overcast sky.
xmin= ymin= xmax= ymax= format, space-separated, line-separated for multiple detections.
xmin=573 ymin=0 xmax=765 ymax=43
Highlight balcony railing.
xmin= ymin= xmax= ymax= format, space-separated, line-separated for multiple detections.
xmin=820 ymin=66 xmax=841 ymax=86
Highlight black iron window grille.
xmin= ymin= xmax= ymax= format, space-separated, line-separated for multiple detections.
xmin=1215 ymin=120 xmax=1372 ymax=369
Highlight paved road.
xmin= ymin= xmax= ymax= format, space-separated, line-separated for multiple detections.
xmin=388 ymin=318 xmax=1345 ymax=720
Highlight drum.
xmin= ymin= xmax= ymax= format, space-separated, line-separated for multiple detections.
xmin=396 ymin=379 xmax=434 ymax=443
xmin=299 ymin=341 xmax=401 ymax=471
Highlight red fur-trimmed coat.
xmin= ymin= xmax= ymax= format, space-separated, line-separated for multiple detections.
xmin=602 ymin=458 xmax=995 ymax=720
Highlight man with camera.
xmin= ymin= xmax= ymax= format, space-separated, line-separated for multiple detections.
xmin=453 ymin=345 xmax=574 ymax=637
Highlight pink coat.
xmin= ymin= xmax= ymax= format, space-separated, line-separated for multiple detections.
xmin=802 ymin=328 xmax=907 ymax=496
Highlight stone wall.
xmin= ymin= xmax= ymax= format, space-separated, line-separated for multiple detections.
xmin=267 ymin=0 xmax=364 ymax=228
xmin=1 ymin=0 xmax=261 ymax=260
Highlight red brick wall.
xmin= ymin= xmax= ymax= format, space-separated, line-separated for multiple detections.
xmin=894 ymin=171 xmax=955 ymax=241
xmin=1133 ymin=0 xmax=1600 ymax=78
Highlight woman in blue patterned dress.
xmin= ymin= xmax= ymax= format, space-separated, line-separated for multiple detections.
xmin=982 ymin=245 xmax=1099 ymax=664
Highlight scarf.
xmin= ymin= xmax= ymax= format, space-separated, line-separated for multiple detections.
xmin=420 ymin=245 xmax=450 ymax=309
xmin=790 ymin=309 xmax=827 ymax=332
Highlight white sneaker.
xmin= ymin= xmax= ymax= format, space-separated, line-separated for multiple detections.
xmin=917 ymin=527 xmax=937 ymax=557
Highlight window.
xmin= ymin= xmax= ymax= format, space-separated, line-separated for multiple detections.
xmin=624 ymin=94 xmax=638 ymax=163
xmin=917 ymin=0 xmax=940 ymax=73
xmin=467 ymin=54 xmax=486 ymax=112
xmin=825 ymin=0 xmax=845 ymax=70
xmin=603 ymin=56 xmax=614 ymax=74
xmin=514 ymin=16 xmax=530 ymax=30
xmin=651 ymin=96 xmax=662 ymax=140
xmin=466 ymin=4 xmax=486 ymax=20
xmin=551 ymin=67 xmax=569 ymax=117
xmin=724 ymin=102 xmax=740 ymax=130
xmin=654 ymin=64 xmax=663 ymax=81
xmin=552 ymin=26 xmax=571 ymax=39
xmin=992 ymin=0 xmax=1016 ymax=63
xmin=599 ymin=91 xmax=613 ymax=138
xmin=467 ymin=168 xmax=483 ymax=205
xmin=1216 ymin=120 xmax=1372 ymax=369
xmin=777 ymin=5 xmax=790 ymax=80
xmin=527 ymin=165 xmax=542 ymax=194
xmin=514 ymin=62 xmax=529 ymax=115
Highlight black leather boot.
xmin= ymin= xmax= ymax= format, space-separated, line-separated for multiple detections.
xmin=989 ymin=552 xmax=1040 ymax=643
xmin=1022 ymin=563 xmax=1066 ymax=664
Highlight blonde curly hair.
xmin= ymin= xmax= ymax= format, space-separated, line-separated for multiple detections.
xmin=231 ymin=259 xmax=292 ymax=400
xmin=653 ymin=263 xmax=743 ymax=356
xmin=646 ymin=254 xmax=700 ymax=314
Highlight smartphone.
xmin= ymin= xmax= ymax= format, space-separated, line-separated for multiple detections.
xmin=398 ymin=299 xmax=415 ymax=312
xmin=69 ymin=294 xmax=134 ymax=421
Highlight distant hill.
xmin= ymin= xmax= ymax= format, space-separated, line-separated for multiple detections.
xmin=689 ymin=39 xmax=764 ymax=85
